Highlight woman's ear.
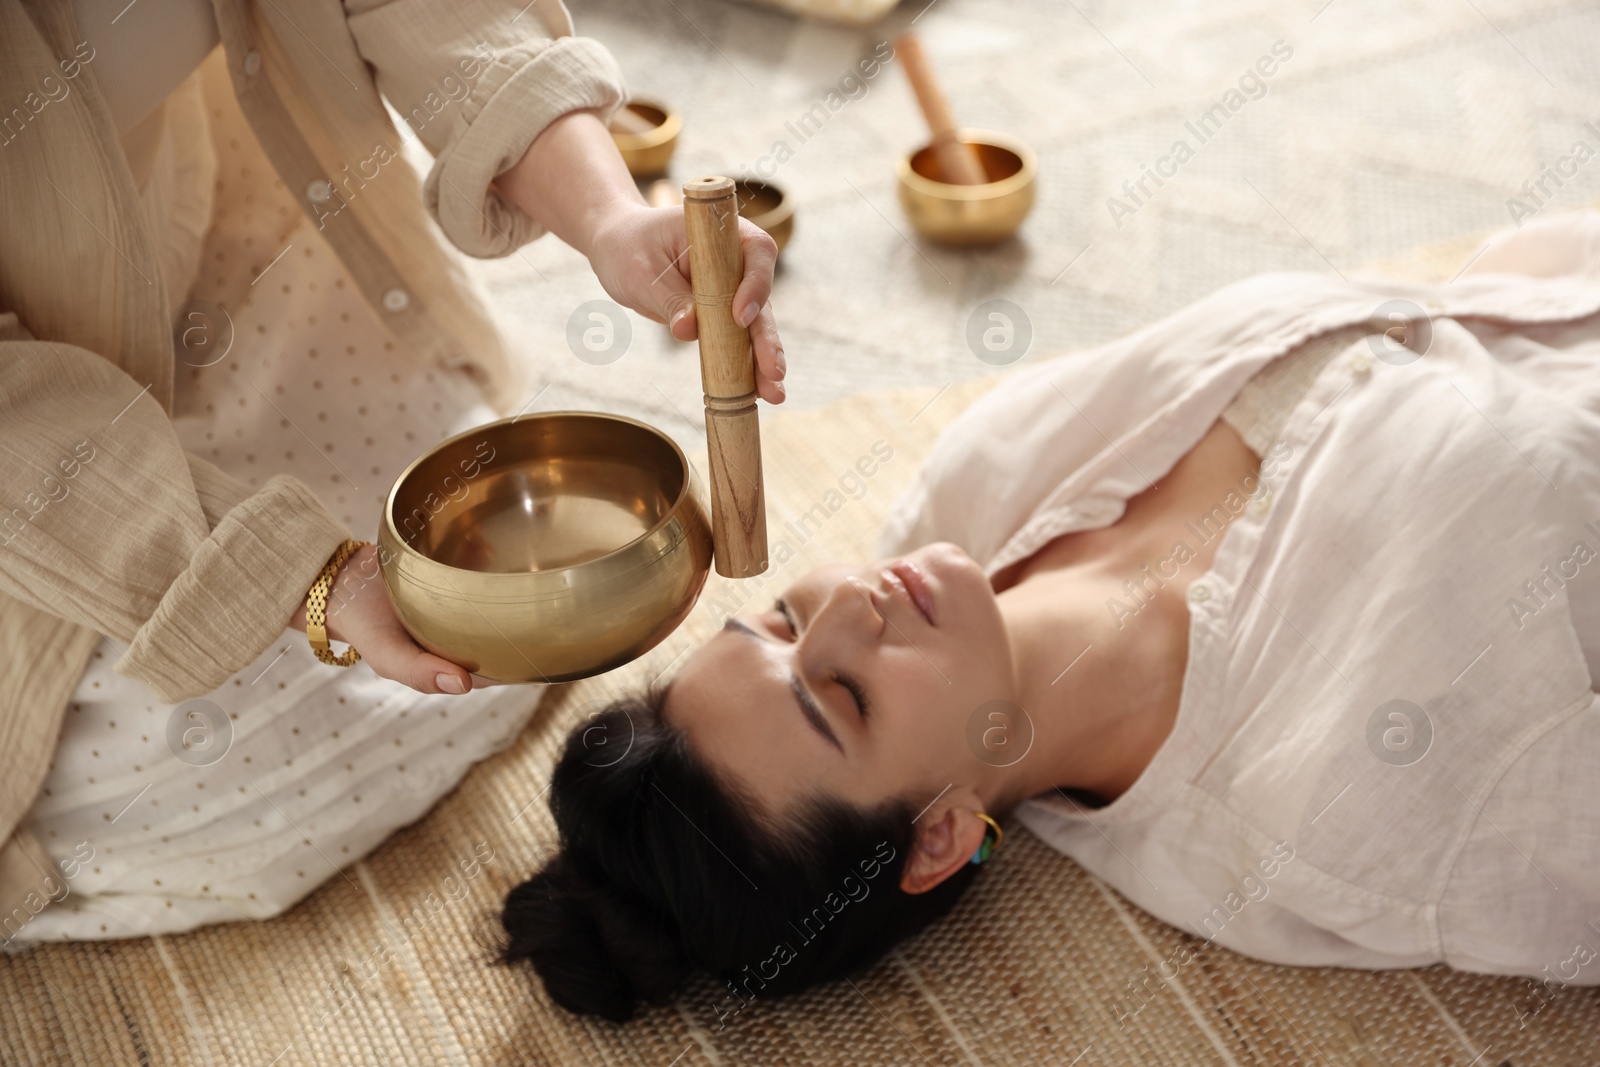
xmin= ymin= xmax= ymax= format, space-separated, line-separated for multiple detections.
xmin=898 ymin=797 xmax=991 ymax=895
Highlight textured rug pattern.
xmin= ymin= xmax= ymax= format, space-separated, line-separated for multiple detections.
xmin=7 ymin=223 xmax=1600 ymax=1061
xmin=468 ymin=0 xmax=1600 ymax=450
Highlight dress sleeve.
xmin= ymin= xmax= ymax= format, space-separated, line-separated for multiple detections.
xmin=342 ymin=0 xmax=628 ymax=258
xmin=0 ymin=336 xmax=352 ymax=702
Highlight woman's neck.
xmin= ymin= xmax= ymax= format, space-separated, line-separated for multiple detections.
xmin=974 ymin=419 xmax=1264 ymax=815
xmin=987 ymin=546 xmax=1190 ymax=814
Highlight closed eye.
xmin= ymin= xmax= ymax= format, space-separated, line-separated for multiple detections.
xmin=721 ymin=612 xmax=844 ymax=753
xmin=834 ymin=671 xmax=871 ymax=720
xmin=777 ymin=599 xmax=869 ymax=721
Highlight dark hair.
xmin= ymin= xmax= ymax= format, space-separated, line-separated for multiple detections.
xmin=497 ymin=683 xmax=981 ymax=1022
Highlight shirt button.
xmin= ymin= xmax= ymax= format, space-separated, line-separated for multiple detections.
xmin=242 ymin=50 xmax=262 ymax=77
xmin=306 ymin=179 xmax=333 ymax=203
xmin=382 ymin=288 xmax=410 ymax=313
xmin=1252 ymin=490 xmax=1272 ymax=513
xmin=1350 ymin=351 xmax=1374 ymax=377
xmin=1188 ymin=583 xmax=1211 ymax=603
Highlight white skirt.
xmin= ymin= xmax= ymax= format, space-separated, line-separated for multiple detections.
xmin=12 ymin=630 xmax=543 ymax=942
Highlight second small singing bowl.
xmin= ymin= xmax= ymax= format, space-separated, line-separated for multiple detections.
xmin=733 ymin=178 xmax=795 ymax=257
xmin=609 ymin=99 xmax=682 ymax=179
xmin=379 ymin=412 xmax=713 ymax=684
xmin=896 ymin=128 xmax=1037 ymax=245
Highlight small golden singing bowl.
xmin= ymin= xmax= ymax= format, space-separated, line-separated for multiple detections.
xmin=378 ymin=412 xmax=713 ymax=684
xmin=733 ymin=178 xmax=795 ymax=257
xmin=896 ymin=128 xmax=1037 ymax=245
xmin=609 ymin=99 xmax=682 ymax=179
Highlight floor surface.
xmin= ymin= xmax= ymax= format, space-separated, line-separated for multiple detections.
xmin=462 ymin=0 xmax=1600 ymax=449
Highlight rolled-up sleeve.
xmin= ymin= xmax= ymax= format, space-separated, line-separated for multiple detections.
xmin=343 ymin=0 xmax=628 ymax=258
xmin=0 ymin=340 xmax=352 ymax=702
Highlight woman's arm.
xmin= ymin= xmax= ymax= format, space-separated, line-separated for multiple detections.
xmin=0 ymin=337 xmax=479 ymax=700
xmin=341 ymin=0 xmax=785 ymax=401
xmin=495 ymin=108 xmax=787 ymax=404
xmin=0 ymin=339 xmax=346 ymax=701
xmin=490 ymin=108 xmax=644 ymax=270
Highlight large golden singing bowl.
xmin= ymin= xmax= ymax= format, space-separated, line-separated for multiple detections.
xmin=609 ymin=99 xmax=682 ymax=179
xmin=378 ymin=412 xmax=713 ymax=684
xmin=896 ymin=128 xmax=1037 ymax=245
xmin=733 ymin=178 xmax=795 ymax=257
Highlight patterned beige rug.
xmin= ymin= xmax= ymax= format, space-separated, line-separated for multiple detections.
xmin=4 ymin=211 xmax=1600 ymax=1065
xmin=471 ymin=0 xmax=1600 ymax=441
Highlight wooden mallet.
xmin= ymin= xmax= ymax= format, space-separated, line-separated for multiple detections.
xmin=893 ymin=31 xmax=988 ymax=186
xmin=682 ymin=176 xmax=769 ymax=579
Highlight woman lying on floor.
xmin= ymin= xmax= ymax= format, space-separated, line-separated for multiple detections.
xmin=502 ymin=212 xmax=1600 ymax=1022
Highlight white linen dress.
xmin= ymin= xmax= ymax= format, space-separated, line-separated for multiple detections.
xmin=875 ymin=212 xmax=1600 ymax=984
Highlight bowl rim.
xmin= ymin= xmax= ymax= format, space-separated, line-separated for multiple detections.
xmin=380 ymin=409 xmax=700 ymax=579
xmin=896 ymin=127 xmax=1037 ymax=200
xmin=610 ymin=98 xmax=683 ymax=151
xmin=731 ymin=176 xmax=795 ymax=228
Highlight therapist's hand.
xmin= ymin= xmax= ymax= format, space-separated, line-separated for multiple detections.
xmin=495 ymin=108 xmax=787 ymax=404
xmin=289 ymin=545 xmax=502 ymax=695
xmin=588 ymin=203 xmax=787 ymax=404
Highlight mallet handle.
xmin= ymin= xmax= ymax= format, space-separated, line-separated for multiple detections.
xmin=893 ymin=31 xmax=988 ymax=186
xmin=682 ymin=176 xmax=769 ymax=579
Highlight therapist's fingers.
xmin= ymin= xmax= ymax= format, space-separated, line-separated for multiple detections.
xmin=654 ymin=255 xmax=700 ymax=341
xmin=668 ymin=294 xmax=785 ymax=404
xmin=357 ymin=619 xmax=474 ymax=696
xmin=731 ymin=219 xmax=779 ymax=331
xmin=654 ymin=254 xmax=719 ymax=342
xmin=750 ymin=301 xmax=786 ymax=404
xmin=669 ymin=219 xmax=779 ymax=342
xmin=317 ymin=545 xmax=474 ymax=696
xmin=669 ymin=227 xmax=784 ymax=402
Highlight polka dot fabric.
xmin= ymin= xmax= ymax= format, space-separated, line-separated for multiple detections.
xmin=11 ymin=71 xmax=546 ymax=943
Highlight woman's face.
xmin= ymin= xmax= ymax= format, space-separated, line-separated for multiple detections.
xmin=662 ymin=542 xmax=1016 ymax=821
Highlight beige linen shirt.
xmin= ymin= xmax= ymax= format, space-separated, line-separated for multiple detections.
xmin=875 ymin=212 xmax=1600 ymax=985
xmin=0 ymin=0 xmax=624 ymax=929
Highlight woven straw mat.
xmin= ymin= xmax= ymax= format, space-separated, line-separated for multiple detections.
xmin=2 ymin=222 xmax=1599 ymax=1066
